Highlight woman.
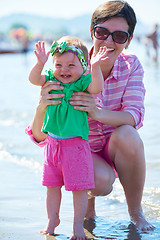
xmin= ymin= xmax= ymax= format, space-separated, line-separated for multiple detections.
xmin=26 ymin=0 xmax=155 ymax=232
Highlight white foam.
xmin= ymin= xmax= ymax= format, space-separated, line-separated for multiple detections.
xmin=0 ymin=149 xmax=42 ymax=173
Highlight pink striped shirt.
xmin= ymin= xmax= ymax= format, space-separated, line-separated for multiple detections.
xmin=87 ymin=47 xmax=145 ymax=152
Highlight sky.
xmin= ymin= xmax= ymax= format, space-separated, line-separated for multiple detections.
xmin=1 ymin=0 xmax=159 ymax=25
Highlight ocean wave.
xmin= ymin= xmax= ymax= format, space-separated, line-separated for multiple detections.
xmin=0 ymin=149 xmax=42 ymax=173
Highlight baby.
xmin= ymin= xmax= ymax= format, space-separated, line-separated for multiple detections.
xmin=29 ymin=35 xmax=108 ymax=239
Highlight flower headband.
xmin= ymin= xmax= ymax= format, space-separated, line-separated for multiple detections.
xmin=50 ymin=41 xmax=87 ymax=73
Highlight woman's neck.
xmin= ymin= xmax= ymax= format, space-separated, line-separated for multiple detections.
xmin=100 ymin=61 xmax=113 ymax=80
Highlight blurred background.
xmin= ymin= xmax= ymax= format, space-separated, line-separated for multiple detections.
xmin=0 ymin=0 xmax=159 ymax=59
xmin=0 ymin=1 xmax=160 ymax=239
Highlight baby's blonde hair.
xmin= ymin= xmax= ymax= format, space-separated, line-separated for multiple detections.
xmin=56 ymin=35 xmax=88 ymax=63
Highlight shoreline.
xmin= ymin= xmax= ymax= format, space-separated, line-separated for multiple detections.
xmin=0 ymin=158 xmax=75 ymax=240
xmin=0 ymin=157 xmax=159 ymax=240
xmin=0 ymin=159 xmax=46 ymax=240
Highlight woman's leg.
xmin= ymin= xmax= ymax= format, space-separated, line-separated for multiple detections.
xmin=72 ymin=190 xmax=88 ymax=239
xmin=85 ymin=153 xmax=115 ymax=219
xmin=108 ymin=125 xmax=155 ymax=231
xmin=40 ymin=186 xmax=61 ymax=235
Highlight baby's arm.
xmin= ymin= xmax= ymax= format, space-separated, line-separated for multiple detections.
xmin=87 ymin=46 xmax=108 ymax=94
xmin=29 ymin=41 xmax=50 ymax=86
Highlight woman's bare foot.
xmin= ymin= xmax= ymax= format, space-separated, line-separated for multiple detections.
xmin=71 ymin=222 xmax=88 ymax=240
xmin=130 ymin=209 xmax=155 ymax=231
xmin=40 ymin=216 xmax=60 ymax=235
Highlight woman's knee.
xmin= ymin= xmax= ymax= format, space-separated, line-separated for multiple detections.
xmin=90 ymin=157 xmax=115 ymax=197
xmin=96 ymin=173 xmax=114 ymax=195
xmin=109 ymin=125 xmax=145 ymax=169
xmin=110 ymin=125 xmax=144 ymax=156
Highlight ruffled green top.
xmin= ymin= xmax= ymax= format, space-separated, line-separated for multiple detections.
xmin=42 ymin=69 xmax=92 ymax=141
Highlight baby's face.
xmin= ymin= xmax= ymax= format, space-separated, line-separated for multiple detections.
xmin=53 ymin=52 xmax=83 ymax=84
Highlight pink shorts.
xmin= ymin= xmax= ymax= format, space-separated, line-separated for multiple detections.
xmin=42 ymin=135 xmax=95 ymax=191
xmin=90 ymin=136 xmax=118 ymax=178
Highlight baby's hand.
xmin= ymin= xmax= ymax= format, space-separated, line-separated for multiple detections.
xmin=91 ymin=46 xmax=109 ymax=66
xmin=34 ymin=41 xmax=50 ymax=65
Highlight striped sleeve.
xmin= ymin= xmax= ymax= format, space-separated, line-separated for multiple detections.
xmin=121 ymin=56 xmax=145 ymax=129
xmin=25 ymin=125 xmax=46 ymax=147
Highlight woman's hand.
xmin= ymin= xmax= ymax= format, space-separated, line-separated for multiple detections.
xmin=70 ymin=92 xmax=135 ymax=127
xmin=69 ymin=91 xmax=99 ymax=120
xmin=31 ymin=81 xmax=64 ymax=142
xmin=37 ymin=80 xmax=64 ymax=113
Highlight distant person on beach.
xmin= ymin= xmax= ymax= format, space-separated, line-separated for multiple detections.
xmin=27 ymin=35 xmax=108 ymax=239
xmin=26 ymin=0 xmax=155 ymax=235
xmin=145 ymin=23 xmax=159 ymax=62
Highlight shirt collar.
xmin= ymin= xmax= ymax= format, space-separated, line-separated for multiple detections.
xmin=110 ymin=56 xmax=120 ymax=81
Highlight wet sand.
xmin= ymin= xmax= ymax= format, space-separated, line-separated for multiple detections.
xmin=0 ymin=159 xmax=47 ymax=240
xmin=1 ymin=158 xmax=159 ymax=240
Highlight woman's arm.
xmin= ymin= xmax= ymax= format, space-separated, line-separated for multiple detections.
xmin=93 ymin=107 xmax=135 ymax=127
xmin=30 ymin=81 xmax=64 ymax=142
xmin=70 ymin=92 xmax=135 ymax=128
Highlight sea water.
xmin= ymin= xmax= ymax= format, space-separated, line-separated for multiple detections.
xmin=0 ymin=39 xmax=160 ymax=239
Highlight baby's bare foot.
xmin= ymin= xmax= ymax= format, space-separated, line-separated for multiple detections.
xmin=130 ymin=210 xmax=155 ymax=231
xmin=40 ymin=217 xmax=60 ymax=235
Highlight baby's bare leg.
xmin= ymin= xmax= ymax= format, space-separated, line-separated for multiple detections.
xmin=40 ymin=186 xmax=61 ymax=235
xmin=72 ymin=190 xmax=88 ymax=240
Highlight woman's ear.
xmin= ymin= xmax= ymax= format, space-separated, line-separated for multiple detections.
xmin=125 ymin=35 xmax=133 ymax=49
xmin=90 ymin=29 xmax=94 ymax=40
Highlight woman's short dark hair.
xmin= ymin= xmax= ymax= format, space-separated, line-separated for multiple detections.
xmin=90 ymin=0 xmax=137 ymax=36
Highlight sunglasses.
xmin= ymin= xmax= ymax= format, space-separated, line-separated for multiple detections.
xmin=94 ymin=26 xmax=130 ymax=44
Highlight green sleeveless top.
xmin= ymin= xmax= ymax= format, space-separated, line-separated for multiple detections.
xmin=42 ymin=69 xmax=92 ymax=141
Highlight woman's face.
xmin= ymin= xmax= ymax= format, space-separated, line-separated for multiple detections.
xmin=91 ymin=17 xmax=132 ymax=65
